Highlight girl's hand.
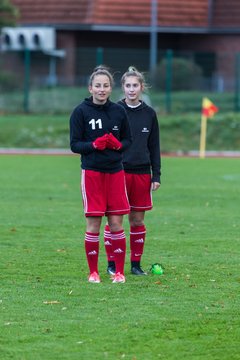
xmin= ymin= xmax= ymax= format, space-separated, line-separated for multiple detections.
xmin=152 ymin=182 xmax=160 ymax=191
xmin=106 ymin=133 xmax=122 ymax=150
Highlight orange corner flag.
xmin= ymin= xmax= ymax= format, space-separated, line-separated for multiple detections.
xmin=202 ymin=97 xmax=218 ymax=118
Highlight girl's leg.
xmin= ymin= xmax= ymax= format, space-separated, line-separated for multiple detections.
xmin=129 ymin=211 xmax=147 ymax=275
xmin=104 ymin=223 xmax=115 ymax=274
xmin=108 ymin=215 xmax=126 ymax=278
xmin=85 ymin=217 xmax=102 ymax=281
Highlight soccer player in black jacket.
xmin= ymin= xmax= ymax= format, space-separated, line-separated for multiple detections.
xmin=104 ymin=66 xmax=161 ymax=276
xmin=70 ymin=66 xmax=132 ymax=283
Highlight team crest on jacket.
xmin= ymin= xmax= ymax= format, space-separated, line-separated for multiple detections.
xmin=142 ymin=127 xmax=149 ymax=133
xmin=112 ymin=125 xmax=119 ymax=131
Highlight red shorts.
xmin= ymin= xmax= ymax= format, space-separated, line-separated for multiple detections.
xmin=125 ymin=173 xmax=152 ymax=211
xmin=81 ymin=169 xmax=130 ymax=217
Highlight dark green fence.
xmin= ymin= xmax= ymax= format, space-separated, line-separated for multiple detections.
xmin=0 ymin=47 xmax=239 ymax=113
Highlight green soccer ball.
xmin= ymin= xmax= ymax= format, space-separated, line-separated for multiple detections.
xmin=150 ymin=263 xmax=164 ymax=275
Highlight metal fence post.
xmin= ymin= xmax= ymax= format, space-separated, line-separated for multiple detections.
xmin=235 ymin=53 xmax=240 ymax=112
xmin=96 ymin=47 xmax=103 ymax=66
xmin=23 ymin=49 xmax=30 ymax=113
xmin=150 ymin=0 xmax=158 ymax=75
xmin=165 ymin=49 xmax=172 ymax=113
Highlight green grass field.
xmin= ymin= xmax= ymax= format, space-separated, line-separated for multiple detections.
xmin=0 ymin=155 xmax=239 ymax=359
xmin=0 ymin=112 xmax=240 ymax=152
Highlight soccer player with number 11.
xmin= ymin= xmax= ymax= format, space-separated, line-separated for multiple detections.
xmin=70 ymin=66 xmax=132 ymax=283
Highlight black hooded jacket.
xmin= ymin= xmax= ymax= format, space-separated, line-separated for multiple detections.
xmin=118 ymin=99 xmax=161 ymax=183
xmin=70 ymin=97 xmax=132 ymax=173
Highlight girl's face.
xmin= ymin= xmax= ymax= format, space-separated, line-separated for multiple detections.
xmin=89 ymin=74 xmax=112 ymax=104
xmin=123 ymin=75 xmax=143 ymax=105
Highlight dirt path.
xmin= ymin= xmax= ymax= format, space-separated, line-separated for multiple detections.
xmin=0 ymin=148 xmax=240 ymax=157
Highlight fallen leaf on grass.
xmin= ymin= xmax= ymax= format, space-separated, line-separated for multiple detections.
xmin=56 ymin=249 xmax=66 ymax=253
xmin=43 ymin=328 xmax=51 ymax=333
xmin=189 ymin=284 xmax=197 ymax=288
xmin=43 ymin=300 xmax=61 ymax=305
xmin=154 ymin=281 xmax=162 ymax=285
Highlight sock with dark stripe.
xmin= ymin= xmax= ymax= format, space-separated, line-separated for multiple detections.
xmin=85 ymin=232 xmax=99 ymax=274
xmin=130 ymin=225 xmax=146 ymax=263
xmin=104 ymin=224 xmax=115 ymax=264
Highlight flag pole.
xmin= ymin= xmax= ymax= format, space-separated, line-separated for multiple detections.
xmin=200 ymin=97 xmax=218 ymax=158
xmin=199 ymin=114 xmax=207 ymax=159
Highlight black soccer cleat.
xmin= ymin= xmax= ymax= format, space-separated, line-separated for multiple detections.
xmin=107 ymin=261 xmax=116 ymax=275
xmin=131 ymin=266 xmax=147 ymax=275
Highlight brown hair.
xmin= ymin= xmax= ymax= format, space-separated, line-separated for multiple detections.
xmin=89 ymin=65 xmax=114 ymax=87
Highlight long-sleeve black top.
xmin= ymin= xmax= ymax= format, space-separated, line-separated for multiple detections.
xmin=70 ymin=97 xmax=132 ymax=173
xmin=118 ymin=99 xmax=161 ymax=183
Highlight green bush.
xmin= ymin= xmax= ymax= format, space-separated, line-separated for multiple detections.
xmin=0 ymin=71 xmax=20 ymax=92
xmin=153 ymin=57 xmax=203 ymax=91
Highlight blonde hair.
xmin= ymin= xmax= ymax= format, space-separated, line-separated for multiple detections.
xmin=121 ymin=66 xmax=147 ymax=88
xmin=89 ymin=65 xmax=114 ymax=87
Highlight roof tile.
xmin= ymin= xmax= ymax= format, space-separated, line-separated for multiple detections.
xmin=12 ymin=0 xmax=209 ymax=27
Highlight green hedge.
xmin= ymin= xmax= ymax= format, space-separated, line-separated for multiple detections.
xmin=0 ymin=113 xmax=239 ymax=152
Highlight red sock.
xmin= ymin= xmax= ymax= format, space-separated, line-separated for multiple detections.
xmin=111 ymin=230 xmax=126 ymax=274
xmin=130 ymin=225 xmax=146 ymax=262
xmin=85 ymin=232 xmax=99 ymax=274
xmin=104 ymin=225 xmax=115 ymax=262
